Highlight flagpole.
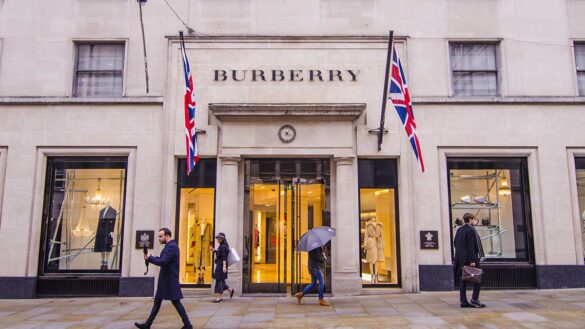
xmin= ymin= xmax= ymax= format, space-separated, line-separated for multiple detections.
xmin=377 ymin=30 xmax=394 ymax=152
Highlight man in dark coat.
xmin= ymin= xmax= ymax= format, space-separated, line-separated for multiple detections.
xmin=454 ymin=213 xmax=486 ymax=308
xmin=295 ymin=246 xmax=330 ymax=306
xmin=135 ymin=228 xmax=193 ymax=329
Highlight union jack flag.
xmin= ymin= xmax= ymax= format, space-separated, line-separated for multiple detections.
xmin=389 ymin=46 xmax=425 ymax=172
xmin=180 ymin=38 xmax=199 ymax=175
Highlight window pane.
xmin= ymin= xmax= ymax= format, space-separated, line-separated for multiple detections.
xmin=77 ymin=44 xmax=124 ymax=71
xmin=575 ymin=44 xmax=585 ymax=71
xmin=75 ymin=43 xmax=124 ymax=97
xmin=576 ymin=158 xmax=585 ymax=260
xmin=178 ymin=188 xmax=215 ymax=284
xmin=177 ymin=159 xmax=218 ymax=285
xmin=453 ymin=72 xmax=497 ymax=96
xmin=358 ymin=159 xmax=399 ymax=286
xmin=449 ymin=166 xmax=528 ymax=260
xmin=451 ymin=44 xmax=496 ymax=71
xmin=76 ymin=72 xmax=123 ymax=97
xmin=359 ymin=188 xmax=398 ymax=284
xmin=578 ymin=72 xmax=585 ymax=96
xmin=43 ymin=160 xmax=127 ymax=273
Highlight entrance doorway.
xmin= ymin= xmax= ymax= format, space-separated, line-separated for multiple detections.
xmin=243 ymin=159 xmax=331 ymax=294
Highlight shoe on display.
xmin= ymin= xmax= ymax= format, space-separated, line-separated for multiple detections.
xmin=318 ymin=299 xmax=331 ymax=306
xmin=470 ymin=299 xmax=486 ymax=308
xmin=134 ymin=322 xmax=150 ymax=329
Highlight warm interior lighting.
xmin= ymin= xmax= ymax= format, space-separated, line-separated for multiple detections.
xmin=86 ymin=177 xmax=110 ymax=208
xmin=499 ymin=175 xmax=511 ymax=196
xmin=72 ymin=204 xmax=93 ymax=237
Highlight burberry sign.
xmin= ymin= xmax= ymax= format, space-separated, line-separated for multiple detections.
xmin=214 ymin=69 xmax=360 ymax=82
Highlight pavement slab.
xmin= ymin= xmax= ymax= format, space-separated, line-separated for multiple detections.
xmin=1 ymin=290 xmax=585 ymax=328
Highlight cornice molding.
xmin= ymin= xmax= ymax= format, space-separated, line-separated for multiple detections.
xmin=413 ymin=96 xmax=585 ymax=105
xmin=209 ymin=103 xmax=366 ymax=120
xmin=0 ymin=97 xmax=164 ymax=106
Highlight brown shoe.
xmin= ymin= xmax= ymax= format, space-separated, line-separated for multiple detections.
xmin=295 ymin=292 xmax=304 ymax=304
xmin=319 ymin=298 xmax=331 ymax=306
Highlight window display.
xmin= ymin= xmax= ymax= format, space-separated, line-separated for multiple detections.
xmin=575 ymin=158 xmax=585 ymax=260
xmin=176 ymin=159 xmax=217 ymax=285
xmin=40 ymin=157 xmax=127 ymax=273
xmin=448 ymin=158 xmax=533 ymax=261
xmin=358 ymin=160 xmax=400 ymax=286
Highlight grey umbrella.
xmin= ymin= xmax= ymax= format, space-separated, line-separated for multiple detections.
xmin=296 ymin=226 xmax=336 ymax=252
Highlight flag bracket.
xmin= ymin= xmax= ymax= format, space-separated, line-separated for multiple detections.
xmin=195 ymin=129 xmax=206 ymax=135
xmin=368 ymin=128 xmax=388 ymax=135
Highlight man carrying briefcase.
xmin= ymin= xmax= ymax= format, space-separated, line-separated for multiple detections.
xmin=453 ymin=213 xmax=487 ymax=308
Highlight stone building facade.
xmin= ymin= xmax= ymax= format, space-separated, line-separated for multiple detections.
xmin=1 ymin=0 xmax=585 ymax=298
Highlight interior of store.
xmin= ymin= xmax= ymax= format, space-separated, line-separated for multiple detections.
xmin=178 ymin=187 xmax=215 ymax=285
xmin=449 ymin=169 xmax=516 ymax=259
xmin=47 ymin=168 xmax=126 ymax=271
xmin=359 ymin=188 xmax=398 ymax=285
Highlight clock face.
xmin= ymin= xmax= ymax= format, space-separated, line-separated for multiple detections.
xmin=278 ymin=124 xmax=296 ymax=143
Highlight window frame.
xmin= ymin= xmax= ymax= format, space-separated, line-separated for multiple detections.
xmin=574 ymin=42 xmax=585 ymax=96
xmin=175 ymin=158 xmax=218 ymax=288
xmin=38 ymin=156 xmax=129 ymax=275
xmin=357 ymin=158 xmax=402 ymax=288
xmin=72 ymin=40 xmax=127 ymax=97
xmin=449 ymin=42 xmax=501 ymax=97
xmin=446 ymin=157 xmax=535 ymax=264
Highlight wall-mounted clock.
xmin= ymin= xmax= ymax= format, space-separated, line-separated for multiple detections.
xmin=278 ymin=124 xmax=296 ymax=143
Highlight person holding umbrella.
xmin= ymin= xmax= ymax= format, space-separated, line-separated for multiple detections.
xmin=295 ymin=226 xmax=335 ymax=306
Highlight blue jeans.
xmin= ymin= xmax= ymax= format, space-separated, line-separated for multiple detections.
xmin=302 ymin=267 xmax=324 ymax=299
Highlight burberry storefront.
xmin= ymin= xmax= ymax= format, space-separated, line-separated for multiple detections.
xmin=4 ymin=35 xmax=585 ymax=299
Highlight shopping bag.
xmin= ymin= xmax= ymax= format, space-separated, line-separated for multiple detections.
xmin=462 ymin=265 xmax=483 ymax=284
xmin=227 ymin=248 xmax=241 ymax=266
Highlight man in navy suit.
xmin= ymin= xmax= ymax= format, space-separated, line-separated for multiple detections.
xmin=454 ymin=213 xmax=486 ymax=308
xmin=135 ymin=228 xmax=193 ymax=329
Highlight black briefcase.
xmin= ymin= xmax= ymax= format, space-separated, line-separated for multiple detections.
xmin=462 ymin=265 xmax=483 ymax=284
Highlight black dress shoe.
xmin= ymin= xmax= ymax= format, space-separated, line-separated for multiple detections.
xmin=134 ymin=322 xmax=150 ymax=329
xmin=470 ymin=299 xmax=486 ymax=308
xmin=460 ymin=302 xmax=477 ymax=308
xmin=181 ymin=325 xmax=193 ymax=329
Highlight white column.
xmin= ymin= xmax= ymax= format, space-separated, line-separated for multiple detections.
xmin=215 ymin=155 xmax=242 ymax=294
xmin=332 ymin=156 xmax=362 ymax=295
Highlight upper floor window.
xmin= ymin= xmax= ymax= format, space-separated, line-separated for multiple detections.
xmin=450 ymin=43 xmax=498 ymax=97
xmin=74 ymin=43 xmax=125 ymax=97
xmin=575 ymin=43 xmax=585 ymax=96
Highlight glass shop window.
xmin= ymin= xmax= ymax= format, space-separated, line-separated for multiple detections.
xmin=40 ymin=157 xmax=128 ymax=274
xmin=358 ymin=159 xmax=400 ymax=286
xmin=575 ymin=158 xmax=585 ymax=260
xmin=448 ymin=158 xmax=534 ymax=262
xmin=176 ymin=159 xmax=217 ymax=286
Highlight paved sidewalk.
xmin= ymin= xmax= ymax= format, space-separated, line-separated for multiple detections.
xmin=1 ymin=289 xmax=585 ymax=328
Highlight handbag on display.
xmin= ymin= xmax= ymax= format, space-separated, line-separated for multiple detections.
xmin=227 ymin=247 xmax=241 ymax=266
xmin=462 ymin=265 xmax=483 ymax=284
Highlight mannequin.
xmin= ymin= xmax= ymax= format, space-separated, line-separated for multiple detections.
xmin=93 ymin=203 xmax=117 ymax=271
xmin=195 ymin=218 xmax=212 ymax=284
xmin=364 ymin=218 xmax=385 ymax=283
xmin=364 ymin=219 xmax=378 ymax=283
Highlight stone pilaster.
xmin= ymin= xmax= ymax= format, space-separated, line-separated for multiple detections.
xmin=332 ymin=156 xmax=362 ymax=295
xmin=215 ymin=155 xmax=242 ymax=295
